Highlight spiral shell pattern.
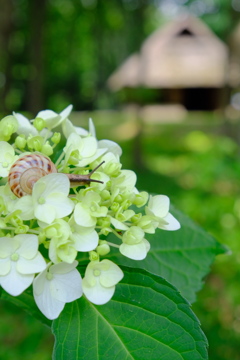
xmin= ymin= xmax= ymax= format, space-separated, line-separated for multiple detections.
xmin=8 ymin=154 xmax=57 ymax=197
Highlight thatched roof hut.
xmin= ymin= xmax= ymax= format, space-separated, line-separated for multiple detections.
xmin=108 ymin=16 xmax=228 ymax=111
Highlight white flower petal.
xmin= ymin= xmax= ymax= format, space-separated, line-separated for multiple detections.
xmin=46 ymin=193 xmax=74 ymax=218
xmin=77 ymin=148 xmax=107 ymax=167
xmin=0 ymin=258 xmax=11 ymax=275
xmin=14 ymin=112 xmax=38 ymax=136
xmin=119 ymin=240 xmax=150 ymax=260
xmin=13 ymin=196 xmax=34 ymax=221
xmin=98 ymin=139 xmax=122 ymax=157
xmin=74 ymin=203 xmax=96 ymax=227
xmin=15 ymin=234 xmax=38 ymax=259
xmin=62 ymin=118 xmax=88 ymax=138
xmin=59 ymin=104 xmax=73 ymax=121
xmin=34 ymin=203 xmax=56 ymax=224
xmin=35 ymin=173 xmax=70 ymax=198
xmin=99 ymin=260 xmax=124 ymax=287
xmin=37 ymin=109 xmax=57 ymax=119
xmin=49 ymin=269 xmax=82 ymax=302
xmin=72 ymin=229 xmax=98 ymax=252
xmin=110 ymin=217 xmax=129 ymax=230
xmin=88 ymin=118 xmax=96 ymax=138
xmin=82 ymin=277 xmax=115 ymax=305
xmin=17 ymin=253 xmax=46 ymax=274
xmin=119 ymin=170 xmax=137 ymax=191
xmin=81 ymin=137 xmax=98 ymax=157
xmin=0 ymin=237 xmax=18 ymax=257
xmin=50 ymin=260 xmax=78 ymax=274
xmin=0 ymin=262 xmax=34 ymax=296
xmin=148 ymin=195 xmax=170 ymax=218
xmin=159 ymin=212 xmax=181 ymax=231
xmin=33 ymin=277 xmax=65 ymax=320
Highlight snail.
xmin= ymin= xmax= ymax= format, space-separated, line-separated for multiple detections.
xmin=8 ymin=153 xmax=104 ymax=198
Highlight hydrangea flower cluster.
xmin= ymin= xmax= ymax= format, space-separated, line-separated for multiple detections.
xmin=0 ymin=105 xmax=180 ymax=319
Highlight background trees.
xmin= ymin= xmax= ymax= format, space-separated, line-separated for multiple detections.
xmin=0 ymin=0 xmax=238 ymax=114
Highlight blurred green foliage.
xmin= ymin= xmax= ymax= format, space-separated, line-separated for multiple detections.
xmin=0 ymin=0 xmax=239 ymax=114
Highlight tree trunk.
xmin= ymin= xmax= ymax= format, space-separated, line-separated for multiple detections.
xmin=27 ymin=0 xmax=47 ymax=114
xmin=0 ymin=0 xmax=14 ymax=112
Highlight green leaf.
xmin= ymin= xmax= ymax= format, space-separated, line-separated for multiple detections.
xmin=1 ymin=290 xmax=51 ymax=327
xmin=105 ymin=207 xmax=227 ymax=303
xmin=52 ymin=267 xmax=208 ymax=360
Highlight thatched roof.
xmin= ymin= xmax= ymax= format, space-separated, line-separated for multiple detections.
xmin=108 ymin=15 xmax=228 ymax=90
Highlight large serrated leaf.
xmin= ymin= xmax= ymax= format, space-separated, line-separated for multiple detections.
xmin=105 ymin=207 xmax=227 ymax=303
xmin=52 ymin=267 xmax=208 ymax=360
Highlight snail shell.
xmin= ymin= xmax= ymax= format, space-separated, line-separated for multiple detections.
xmin=8 ymin=154 xmax=104 ymax=198
xmin=8 ymin=154 xmax=57 ymax=197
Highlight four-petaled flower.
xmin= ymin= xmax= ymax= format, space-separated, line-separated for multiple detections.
xmin=120 ymin=226 xmax=150 ymax=260
xmin=14 ymin=173 xmax=74 ymax=224
xmin=82 ymin=259 xmax=123 ymax=305
xmin=33 ymin=260 xmax=82 ymax=320
xmin=0 ymin=234 xmax=46 ymax=296
xmin=145 ymin=195 xmax=180 ymax=231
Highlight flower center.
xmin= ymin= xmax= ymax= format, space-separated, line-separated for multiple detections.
xmin=46 ymin=272 xmax=53 ymax=280
xmin=2 ymin=162 xmax=9 ymax=168
xmin=11 ymin=253 xmax=19 ymax=261
xmin=90 ymin=204 xmax=98 ymax=212
xmin=93 ymin=269 xmax=101 ymax=277
xmin=38 ymin=196 xmax=46 ymax=205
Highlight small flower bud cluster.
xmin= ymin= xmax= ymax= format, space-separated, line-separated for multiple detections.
xmin=0 ymin=105 xmax=180 ymax=320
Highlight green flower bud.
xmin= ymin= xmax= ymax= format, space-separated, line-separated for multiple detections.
xmin=122 ymin=226 xmax=144 ymax=245
xmin=96 ymin=241 xmax=110 ymax=256
xmin=104 ymin=162 xmax=121 ymax=176
xmin=0 ymin=196 xmax=6 ymax=214
xmin=0 ymin=218 xmax=6 ymax=228
xmin=33 ymin=117 xmax=46 ymax=131
xmin=97 ymin=217 xmax=111 ymax=228
xmin=115 ymin=211 xmax=125 ymax=222
xmin=38 ymin=232 xmax=46 ymax=243
xmin=68 ymin=150 xmax=80 ymax=165
xmin=45 ymin=227 xmax=58 ymax=238
xmin=133 ymin=191 xmax=149 ymax=207
xmin=136 ymin=215 xmax=158 ymax=234
xmin=0 ymin=116 xmax=18 ymax=141
xmin=89 ymin=251 xmax=99 ymax=261
xmin=42 ymin=141 xmax=53 ymax=156
xmin=101 ymin=190 xmax=110 ymax=201
xmin=106 ymin=180 xmax=112 ymax=189
xmin=115 ymin=194 xmax=123 ymax=203
xmin=5 ymin=210 xmax=22 ymax=227
xmin=131 ymin=213 xmax=142 ymax=223
xmin=99 ymin=228 xmax=110 ymax=236
xmin=111 ymin=202 xmax=119 ymax=213
xmin=15 ymin=225 xmax=29 ymax=234
xmin=15 ymin=135 xmax=27 ymax=149
xmin=51 ymin=132 xmax=61 ymax=144
xmin=122 ymin=199 xmax=132 ymax=210
xmin=27 ymin=135 xmax=44 ymax=151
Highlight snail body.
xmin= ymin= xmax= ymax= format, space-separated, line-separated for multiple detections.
xmin=8 ymin=153 xmax=103 ymax=198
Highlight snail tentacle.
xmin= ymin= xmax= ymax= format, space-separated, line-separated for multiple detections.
xmin=66 ymin=161 xmax=105 ymax=187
